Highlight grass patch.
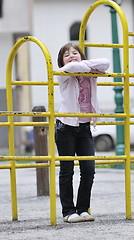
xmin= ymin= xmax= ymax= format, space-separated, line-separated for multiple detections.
xmin=96 ymin=163 xmax=134 ymax=170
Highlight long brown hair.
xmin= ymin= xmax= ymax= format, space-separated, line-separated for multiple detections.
xmin=57 ymin=43 xmax=86 ymax=68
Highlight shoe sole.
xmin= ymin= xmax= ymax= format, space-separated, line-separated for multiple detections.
xmin=63 ymin=217 xmax=85 ymax=223
xmin=82 ymin=217 xmax=95 ymax=221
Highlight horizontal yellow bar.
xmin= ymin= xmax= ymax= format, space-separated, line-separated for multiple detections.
xmin=14 ymin=120 xmax=128 ymax=127
xmin=129 ymin=32 xmax=134 ymax=36
xmin=16 ymin=163 xmax=50 ymax=168
xmin=98 ymin=82 xmax=134 ymax=87
xmin=0 ymin=156 xmax=51 ymax=161
xmin=12 ymin=81 xmax=48 ymax=85
xmin=0 ymin=121 xmax=131 ymax=127
xmin=53 ymin=71 xmax=125 ymax=78
xmin=96 ymin=121 xmax=134 ymax=125
xmin=0 ymin=154 xmax=127 ymax=162
xmin=12 ymin=81 xmax=125 ymax=87
xmin=55 ymin=155 xmax=127 ymax=161
xmin=129 ymin=74 xmax=134 ymax=77
xmin=0 ymin=122 xmax=10 ymax=126
xmin=54 ymin=113 xmax=126 ymax=118
xmin=23 ymin=121 xmax=123 ymax=126
xmin=14 ymin=122 xmax=48 ymax=126
xmin=0 ymin=160 xmax=127 ymax=170
xmin=0 ymin=165 xmax=11 ymax=169
xmin=84 ymin=42 xmax=134 ymax=49
xmin=1 ymin=121 xmax=134 ymax=127
xmin=84 ymin=42 xmax=123 ymax=48
xmin=129 ymin=45 xmax=134 ymax=48
xmin=97 ymin=121 xmax=124 ymax=125
xmin=15 ymin=160 xmax=125 ymax=167
xmin=54 ymin=71 xmax=134 ymax=79
xmin=129 ymin=82 xmax=134 ymax=86
xmin=0 ymin=111 xmax=50 ymax=117
xmin=13 ymin=121 xmax=126 ymax=127
xmin=12 ymin=81 xmax=57 ymax=86
xmin=97 ymin=82 xmax=124 ymax=86
xmin=95 ymin=160 xmax=125 ymax=164
xmin=2 ymin=160 xmax=134 ymax=170
xmin=0 ymin=111 xmax=127 ymax=118
xmin=9 ymin=80 xmax=134 ymax=87
xmin=73 ymin=160 xmax=134 ymax=165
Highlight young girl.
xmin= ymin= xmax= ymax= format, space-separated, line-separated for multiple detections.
xmin=55 ymin=43 xmax=110 ymax=223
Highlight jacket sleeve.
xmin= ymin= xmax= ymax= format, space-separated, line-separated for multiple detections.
xmin=83 ymin=58 xmax=110 ymax=72
xmin=58 ymin=61 xmax=92 ymax=73
xmin=56 ymin=61 xmax=92 ymax=83
xmin=56 ymin=58 xmax=110 ymax=83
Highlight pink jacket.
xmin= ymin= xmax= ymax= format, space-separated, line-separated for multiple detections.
xmin=56 ymin=58 xmax=110 ymax=126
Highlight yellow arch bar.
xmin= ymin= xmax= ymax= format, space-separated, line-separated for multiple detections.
xmin=6 ymin=36 xmax=56 ymax=225
xmin=79 ymin=0 xmax=131 ymax=220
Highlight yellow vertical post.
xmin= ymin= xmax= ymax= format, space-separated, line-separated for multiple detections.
xmin=47 ymin=55 xmax=56 ymax=226
xmin=26 ymin=37 xmax=57 ymax=225
xmin=33 ymin=38 xmax=56 ymax=225
xmin=6 ymin=37 xmax=31 ymax=220
xmin=6 ymin=37 xmax=32 ymax=220
xmin=123 ymin=21 xmax=131 ymax=220
xmin=79 ymin=0 xmax=131 ymax=219
xmin=6 ymin=47 xmax=18 ymax=220
xmin=27 ymin=37 xmax=56 ymax=225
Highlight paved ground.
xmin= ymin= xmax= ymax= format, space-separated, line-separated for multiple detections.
xmin=0 ymin=161 xmax=134 ymax=240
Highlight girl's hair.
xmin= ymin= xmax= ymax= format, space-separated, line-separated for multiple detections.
xmin=57 ymin=43 xmax=86 ymax=67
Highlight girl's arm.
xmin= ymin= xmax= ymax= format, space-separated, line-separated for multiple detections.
xmin=56 ymin=61 xmax=92 ymax=83
xmin=83 ymin=58 xmax=110 ymax=73
xmin=57 ymin=58 xmax=110 ymax=82
xmin=58 ymin=61 xmax=92 ymax=73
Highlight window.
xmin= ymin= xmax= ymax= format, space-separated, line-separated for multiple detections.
xmin=0 ymin=0 xmax=3 ymax=18
xmin=70 ymin=21 xmax=88 ymax=57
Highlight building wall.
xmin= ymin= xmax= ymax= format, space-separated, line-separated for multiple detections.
xmin=0 ymin=0 xmax=32 ymax=88
xmin=0 ymin=33 xmax=13 ymax=88
xmin=0 ymin=0 xmax=32 ymax=149
xmin=0 ymin=0 xmax=31 ymax=33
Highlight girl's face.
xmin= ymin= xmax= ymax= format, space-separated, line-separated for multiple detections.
xmin=63 ymin=47 xmax=82 ymax=65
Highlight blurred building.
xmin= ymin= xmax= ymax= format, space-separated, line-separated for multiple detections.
xmin=0 ymin=0 xmax=134 ymax=151
xmin=0 ymin=0 xmax=32 ymax=152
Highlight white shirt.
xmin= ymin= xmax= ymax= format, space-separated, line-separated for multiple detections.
xmin=56 ymin=58 xmax=110 ymax=126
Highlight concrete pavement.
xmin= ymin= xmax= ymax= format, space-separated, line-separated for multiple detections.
xmin=0 ymin=164 xmax=134 ymax=240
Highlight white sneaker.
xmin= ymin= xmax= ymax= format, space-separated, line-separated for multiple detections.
xmin=63 ymin=213 xmax=85 ymax=223
xmin=80 ymin=212 xmax=95 ymax=221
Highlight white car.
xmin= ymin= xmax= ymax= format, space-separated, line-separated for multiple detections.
xmin=92 ymin=124 xmax=116 ymax=151
xmin=92 ymin=122 xmax=134 ymax=152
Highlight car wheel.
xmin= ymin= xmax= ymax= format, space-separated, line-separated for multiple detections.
xmin=94 ymin=135 xmax=113 ymax=152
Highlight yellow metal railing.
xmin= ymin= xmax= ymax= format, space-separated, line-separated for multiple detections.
xmin=0 ymin=0 xmax=133 ymax=226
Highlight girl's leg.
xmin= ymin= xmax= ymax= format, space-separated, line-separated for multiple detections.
xmin=76 ymin=125 xmax=95 ymax=214
xmin=59 ymin=161 xmax=75 ymax=217
xmin=55 ymin=123 xmax=76 ymax=217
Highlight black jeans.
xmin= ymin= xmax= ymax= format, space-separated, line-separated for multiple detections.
xmin=55 ymin=120 xmax=95 ymax=217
